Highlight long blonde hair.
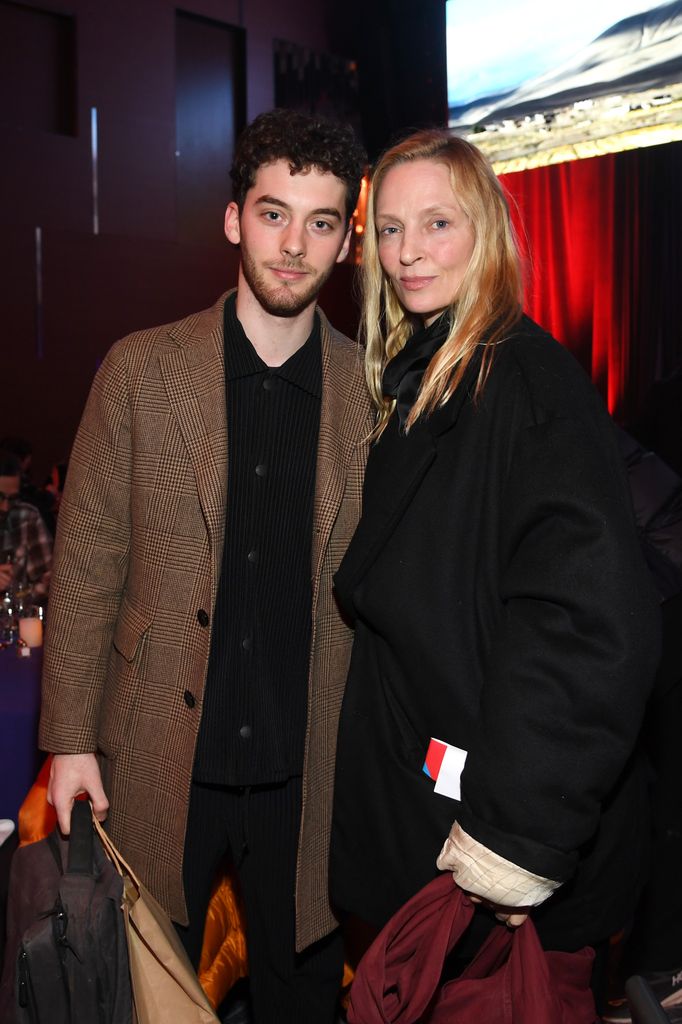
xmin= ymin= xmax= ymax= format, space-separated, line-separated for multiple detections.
xmin=362 ymin=130 xmax=523 ymax=433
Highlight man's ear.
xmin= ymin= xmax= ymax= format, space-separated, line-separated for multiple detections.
xmin=336 ymin=223 xmax=352 ymax=264
xmin=225 ymin=201 xmax=241 ymax=244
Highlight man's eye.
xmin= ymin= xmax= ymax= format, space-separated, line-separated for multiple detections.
xmin=313 ymin=220 xmax=332 ymax=231
xmin=264 ymin=211 xmax=281 ymax=221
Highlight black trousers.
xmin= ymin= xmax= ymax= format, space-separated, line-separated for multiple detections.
xmin=176 ymin=776 xmax=344 ymax=1024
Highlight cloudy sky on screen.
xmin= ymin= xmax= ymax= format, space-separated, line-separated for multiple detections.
xmin=447 ymin=0 xmax=665 ymax=108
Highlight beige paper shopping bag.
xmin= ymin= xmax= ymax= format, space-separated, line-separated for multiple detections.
xmin=94 ymin=814 xmax=220 ymax=1024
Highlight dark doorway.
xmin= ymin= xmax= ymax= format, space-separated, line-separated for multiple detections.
xmin=175 ymin=10 xmax=245 ymax=245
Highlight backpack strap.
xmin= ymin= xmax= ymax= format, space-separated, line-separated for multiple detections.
xmin=46 ymin=828 xmax=65 ymax=874
xmin=67 ymin=800 xmax=94 ymax=875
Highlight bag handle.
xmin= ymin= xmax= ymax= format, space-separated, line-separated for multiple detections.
xmin=90 ymin=807 xmax=143 ymax=894
xmin=348 ymin=876 xmax=477 ymax=1024
xmin=67 ymin=799 xmax=95 ymax=875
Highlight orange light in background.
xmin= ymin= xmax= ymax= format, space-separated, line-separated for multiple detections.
xmin=349 ymin=173 xmax=369 ymax=264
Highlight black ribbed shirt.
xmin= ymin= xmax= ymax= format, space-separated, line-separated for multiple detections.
xmin=193 ymin=295 xmax=321 ymax=785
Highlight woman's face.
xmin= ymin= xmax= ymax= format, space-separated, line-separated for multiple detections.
xmin=374 ymin=159 xmax=475 ymax=326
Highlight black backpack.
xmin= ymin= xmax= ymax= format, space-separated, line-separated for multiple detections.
xmin=0 ymin=800 xmax=132 ymax=1023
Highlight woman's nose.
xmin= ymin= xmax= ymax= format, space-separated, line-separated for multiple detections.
xmin=399 ymin=228 xmax=422 ymax=265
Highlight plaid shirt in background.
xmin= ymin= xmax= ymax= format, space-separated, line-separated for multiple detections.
xmin=0 ymin=500 xmax=53 ymax=597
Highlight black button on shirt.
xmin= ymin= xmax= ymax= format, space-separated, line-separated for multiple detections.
xmin=193 ymin=294 xmax=322 ymax=785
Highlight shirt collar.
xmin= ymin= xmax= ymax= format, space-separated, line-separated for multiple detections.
xmin=223 ymin=293 xmax=322 ymax=398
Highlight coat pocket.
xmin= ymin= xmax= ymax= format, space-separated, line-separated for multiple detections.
xmin=111 ymin=600 xmax=153 ymax=663
xmin=379 ymin=672 xmax=425 ymax=762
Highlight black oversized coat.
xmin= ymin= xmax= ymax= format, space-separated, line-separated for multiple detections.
xmin=330 ymin=316 xmax=660 ymax=951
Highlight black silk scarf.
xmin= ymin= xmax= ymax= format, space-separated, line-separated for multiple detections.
xmin=381 ymin=313 xmax=452 ymax=427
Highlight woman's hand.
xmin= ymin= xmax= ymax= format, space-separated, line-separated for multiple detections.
xmin=466 ymin=893 xmax=528 ymax=928
xmin=437 ymin=821 xmax=559 ymax=924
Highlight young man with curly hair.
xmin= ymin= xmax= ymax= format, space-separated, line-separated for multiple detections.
xmin=40 ymin=109 xmax=372 ymax=1023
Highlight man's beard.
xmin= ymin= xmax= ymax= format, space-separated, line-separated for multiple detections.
xmin=240 ymin=248 xmax=335 ymax=318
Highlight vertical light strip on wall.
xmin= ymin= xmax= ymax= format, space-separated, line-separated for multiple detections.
xmin=35 ymin=226 xmax=44 ymax=359
xmin=91 ymin=106 xmax=100 ymax=235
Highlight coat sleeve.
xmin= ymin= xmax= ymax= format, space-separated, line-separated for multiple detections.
xmin=39 ymin=341 xmax=132 ymax=754
xmin=456 ymin=412 xmax=661 ymax=884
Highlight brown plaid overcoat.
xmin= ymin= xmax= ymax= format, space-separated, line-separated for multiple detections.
xmin=39 ymin=293 xmax=373 ymax=950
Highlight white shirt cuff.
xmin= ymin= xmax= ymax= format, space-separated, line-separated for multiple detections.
xmin=436 ymin=821 xmax=561 ymax=907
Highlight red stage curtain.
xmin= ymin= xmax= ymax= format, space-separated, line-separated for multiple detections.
xmin=499 ymin=141 xmax=682 ymax=426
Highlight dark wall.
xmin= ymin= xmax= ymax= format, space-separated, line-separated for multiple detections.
xmin=329 ymin=0 xmax=448 ymax=162
xmin=0 ymin=0 xmax=366 ymax=480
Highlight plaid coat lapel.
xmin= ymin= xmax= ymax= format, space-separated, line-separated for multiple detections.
xmin=161 ymin=300 xmax=227 ymax=600
xmin=312 ymin=311 xmax=369 ymax=586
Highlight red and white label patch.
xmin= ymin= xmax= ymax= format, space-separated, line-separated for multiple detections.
xmin=422 ymin=737 xmax=468 ymax=800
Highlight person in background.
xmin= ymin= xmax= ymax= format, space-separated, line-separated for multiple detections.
xmin=0 ymin=436 xmax=58 ymax=537
xmin=43 ymin=460 xmax=69 ymax=531
xmin=603 ymin=430 xmax=682 ymax=1023
xmin=329 ymin=129 xmax=660 ymax=1009
xmin=39 ymin=109 xmax=372 ymax=1024
xmin=0 ymin=437 xmax=32 ymax=485
xmin=630 ymin=365 xmax=682 ymax=478
xmin=0 ymin=449 xmax=52 ymax=600
xmin=616 ymin=427 xmax=682 ymax=602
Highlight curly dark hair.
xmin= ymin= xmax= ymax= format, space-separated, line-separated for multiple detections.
xmin=230 ymin=108 xmax=366 ymax=221
xmin=0 ymin=450 xmax=22 ymax=477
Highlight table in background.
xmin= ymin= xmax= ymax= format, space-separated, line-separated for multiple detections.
xmin=0 ymin=647 xmax=44 ymax=825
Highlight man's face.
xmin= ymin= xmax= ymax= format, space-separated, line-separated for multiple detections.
xmin=225 ymin=160 xmax=351 ymax=318
xmin=0 ymin=474 xmax=20 ymax=527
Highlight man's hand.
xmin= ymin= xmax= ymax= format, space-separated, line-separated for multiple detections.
xmin=47 ymin=752 xmax=109 ymax=834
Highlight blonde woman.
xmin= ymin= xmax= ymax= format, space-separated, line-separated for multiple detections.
xmin=330 ymin=131 xmax=659 ymax=993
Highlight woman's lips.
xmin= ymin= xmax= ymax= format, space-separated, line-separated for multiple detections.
xmin=399 ymin=276 xmax=435 ymax=291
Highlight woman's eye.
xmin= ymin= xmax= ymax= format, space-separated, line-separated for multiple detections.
xmin=379 ymin=225 xmax=399 ymax=236
xmin=432 ymin=219 xmax=448 ymax=229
